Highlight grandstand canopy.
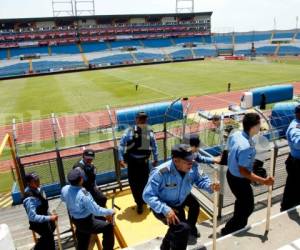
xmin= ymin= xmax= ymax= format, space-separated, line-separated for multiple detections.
xmin=0 ymin=12 xmax=212 ymax=24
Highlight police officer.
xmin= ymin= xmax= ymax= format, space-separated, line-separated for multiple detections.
xmin=183 ymin=133 xmax=221 ymax=165
xmin=118 ymin=111 xmax=159 ymax=214
xmin=23 ymin=173 xmax=57 ymax=250
xmin=281 ymin=105 xmax=300 ymax=211
xmin=61 ymin=168 xmax=115 ymax=250
xmin=73 ymin=149 xmax=107 ymax=208
xmin=143 ymin=144 xmax=219 ymax=250
xmin=220 ymin=113 xmax=274 ymax=236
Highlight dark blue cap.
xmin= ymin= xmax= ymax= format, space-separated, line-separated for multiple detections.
xmin=295 ymin=105 xmax=300 ymax=114
xmin=68 ymin=168 xmax=84 ymax=185
xmin=171 ymin=144 xmax=194 ymax=162
xmin=136 ymin=111 xmax=148 ymax=118
xmin=182 ymin=134 xmax=201 ymax=147
xmin=25 ymin=173 xmax=39 ymax=183
xmin=83 ymin=149 xmax=95 ymax=159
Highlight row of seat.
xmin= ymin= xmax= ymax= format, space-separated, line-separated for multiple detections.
xmin=2 ymin=33 xmax=300 ymax=60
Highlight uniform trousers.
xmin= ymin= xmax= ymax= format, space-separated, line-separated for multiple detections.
xmin=127 ymin=155 xmax=150 ymax=206
xmin=281 ymin=154 xmax=300 ymax=211
xmin=152 ymin=194 xmax=200 ymax=250
xmin=221 ymin=170 xmax=254 ymax=235
xmin=72 ymin=215 xmax=114 ymax=250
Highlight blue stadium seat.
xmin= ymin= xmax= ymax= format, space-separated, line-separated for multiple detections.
xmin=273 ymin=32 xmax=294 ymax=39
xmin=51 ymin=44 xmax=80 ymax=54
xmin=174 ymin=36 xmax=201 ymax=45
xmin=81 ymin=42 xmax=108 ymax=53
xmin=203 ymin=36 xmax=212 ymax=43
xmin=10 ymin=46 xmax=49 ymax=58
xmin=0 ymin=49 xmax=7 ymax=60
xmin=213 ymin=35 xmax=232 ymax=44
xmin=89 ymin=54 xmax=133 ymax=65
xmin=110 ymin=40 xmax=140 ymax=48
xmin=234 ymin=49 xmax=251 ymax=56
xmin=235 ymin=34 xmax=255 ymax=43
xmin=278 ymin=46 xmax=300 ymax=56
xmin=253 ymin=33 xmax=272 ymax=41
xmin=135 ymin=52 xmax=164 ymax=60
xmin=194 ymin=48 xmax=217 ymax=57
xmin=255 ymin=46 xmax=276 ymax=55
xmin=0 ymin=62 xmax=29 ymax=77
xmin=142 ymin=39 xmax=172 ymax=48
xmin=32 ymin=60 xmax=85 ymax=72
xmin=170 ymin=49 xmax=192 ymax=59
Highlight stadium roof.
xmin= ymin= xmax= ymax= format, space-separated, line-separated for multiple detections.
xmin=0 ymin=12 xmax=213 ymax=23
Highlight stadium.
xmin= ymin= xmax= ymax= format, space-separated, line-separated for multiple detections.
xmin=1 ymin=0 xmax=300 ymax=249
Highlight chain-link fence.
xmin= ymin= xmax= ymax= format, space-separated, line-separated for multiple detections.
xmin=9 ymin=100 xmax=295 ymax=218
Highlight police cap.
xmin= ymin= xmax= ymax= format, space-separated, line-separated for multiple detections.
xmin=67 ymin=168 xmax=84 ymax=185
xmin=25 ymin=173 xmax=39 ymax=183
xmin=136 ymin=111 xmax=148 ymax=118
xmin=182 ymin=134 xmax=201 ymax=147
xmin=83 ymin=149 xmax=95 ymax=159
xmin=171 ymin=144 xmax=194 ymax=162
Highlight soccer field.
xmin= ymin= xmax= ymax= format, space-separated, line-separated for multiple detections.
xmin=1 ymin=58 xmax=300 ymax=122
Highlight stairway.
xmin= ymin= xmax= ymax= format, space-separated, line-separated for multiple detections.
xmin=48 ymin=46 xmax=52 ymax=56
xmin=77 ymin=43 xmax=89 ymax=66
xmin=274 ymin=43 xmax=281 ymax=56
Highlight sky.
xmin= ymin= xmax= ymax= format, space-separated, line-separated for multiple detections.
xmin=0 ymin=0 xmax=299 ymax=32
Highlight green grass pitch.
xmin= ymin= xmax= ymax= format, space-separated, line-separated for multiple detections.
xmin=1 ymin=59 xmax=300 ymax=123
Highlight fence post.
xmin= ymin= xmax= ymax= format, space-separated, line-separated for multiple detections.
xmin=12 ymin=119 xmax=25 ymax=193
xmin=51 ymin=113 xmax=66 ymax=187
xmin=107 ymin=105 xmax=122 ymax=190
xmin=163 ymin=98 xmax=181 ymax=161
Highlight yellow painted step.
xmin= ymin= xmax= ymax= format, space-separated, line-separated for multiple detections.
xmin=93 ymin=188 xmax=210 ymax=249
xmin=0 ymin=192 xmax=12 ymax=208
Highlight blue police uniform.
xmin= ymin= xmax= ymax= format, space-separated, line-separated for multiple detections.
xmin=73 ymin=150 xmax=107 ymax=208
xmin=194 ymin=151 xmax=214 ymax=165
xmin=23 ymin=186 xmax=55 ymax=250
xmin=281 ymin=117 xmax=300 ymax=211
xmin=221 ymin=130 xmax=256 ymax=235
xmin=61 ymin=169 xmax=114 ymax=250
xmin=118 ymin=123 xmax=159 ymax=211
xmin=143 ymin=156 xmax=212 ymax=250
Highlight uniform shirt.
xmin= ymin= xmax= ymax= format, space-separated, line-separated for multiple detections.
xmin=143 ymin=160 xmax=212 ymax=216
xmin=118 ymin=126 xmax=159 ymax=161
xmin=61 ymin=185 xmax=113 ymax=219
xmin=194 ymin=151 xmax=214 ymax=165
xmin=227 ymin=131 xmax=256 ymax=178
xmin=286 ymin=118 xmax=300 ymax=159
xmin=23 ymin=187 xmax=51 ymax=223
xmin=78 ymin=159 xmax=96 ymax=184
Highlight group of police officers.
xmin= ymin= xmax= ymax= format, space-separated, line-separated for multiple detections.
xmin=23 ymin=106 xmax=300 ymax=250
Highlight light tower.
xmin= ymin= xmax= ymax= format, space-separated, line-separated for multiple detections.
xmin=176 ymin=0 xmax=194 ymax=13
xmin=52 ymin=0 xmax=74 ymax=17
xmin=74 ymin=0 xmax=95 ymax=16
xmin=52 ymin=0 xmax=95 ymax=17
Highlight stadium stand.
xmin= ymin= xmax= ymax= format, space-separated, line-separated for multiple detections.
xmin=278 ymin=45 xmax=300 ymax=56
xmin=51 ymin=44 xmax=80 ymax=55
xmin=0 ymin=61 xmax=29 ymax=77
xmin=255 ymin=46 xmax=276 ymax=55
xmin=1 ymin=12 xmax=300 ymax=79
xmin=142 ymin=38 xmax=172 ymax=48
xmin=10 ymin=46 xmax=49 ymax=58
xmin=0 ymin=49 xmax=7 ymax=60
xmin=273 ymin=32 xmax=294 ymax=39
xmin=212 ymin=34 xmax=233 ymax=44
xmin=173 ymin=36 xmax=202 ymax=45
xmin=81 ymin=42 xmax=108 ymax=53
xmin=110 ymin=40 xmax=141 ymax=48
